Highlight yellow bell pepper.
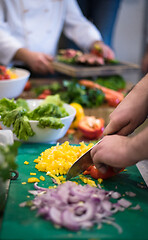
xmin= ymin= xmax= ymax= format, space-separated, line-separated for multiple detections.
xmin=70 ymin=102 xmax=85 ymax=129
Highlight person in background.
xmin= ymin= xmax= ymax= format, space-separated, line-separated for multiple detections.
xmin=0 ymin=0 xmax=114 ymax=75
xmin=91 ymin=73 xmax=148 ymax=172
xmin=77 ymin=0 xmax=122 ymax=47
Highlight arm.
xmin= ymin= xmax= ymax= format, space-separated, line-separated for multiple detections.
xmin=14 ymin=48 xmax=54 ymax=74
xmin=104 ymin=74 xmax=148 ymax=136
xmin=91 ymin=126 xmax=148 ymax=170
xmin=0 ymin=1 xmax=23 ymax=65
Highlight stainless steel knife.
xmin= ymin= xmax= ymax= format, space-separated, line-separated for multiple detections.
xmin=66 ymin=139 xmax=102 ymax=180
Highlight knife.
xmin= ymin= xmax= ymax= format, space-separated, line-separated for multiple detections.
xmin=66 ymin=139 xmax=102 ymax=180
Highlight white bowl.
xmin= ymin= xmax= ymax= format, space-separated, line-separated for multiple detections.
xmin=0 ymin=68 xmax=30 ymax=99
xmin=1 ymin=99 xmax=76 ymax=143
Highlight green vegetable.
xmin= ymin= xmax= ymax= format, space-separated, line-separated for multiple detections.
xmin=57 ymin=55 xmax=76 ymax=64
xmin=41 ymin=94 xmax=64 ymax=107
xmin=96 ymin=75 xmax=126 ymax=91
xmin=60 ymin=80 xmax=105 ymax=107
xmin=16 ymin=98 xmax=30 ymax=111
xmin=38 ymin=117 xmax=64 ymax=129
xmin=28 ymin=103 xmax=68 ymax=120
xmin=0 ymin=142 xmax=19 ymax=181
xmin=0 ymin=96 xmax=69 ymax=141
xmin=0 ymin=98 xmax=17 ymax=113
xmin=34 ymin=82 xmax=61 ymax=96
xmin=13 ymin=116 xmax=35 ymax=141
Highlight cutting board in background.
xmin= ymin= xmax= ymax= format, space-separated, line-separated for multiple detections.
xmin=0 ymin=143 xmax=148 ymax=240
xmin=52 ymin=60 xmax=140 ymax=77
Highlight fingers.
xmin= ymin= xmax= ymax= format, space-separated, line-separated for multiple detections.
xmin=31 ymin=53 xmax=54 ymax=74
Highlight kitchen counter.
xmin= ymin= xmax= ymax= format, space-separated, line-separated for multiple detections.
xmin=0 ymin=75 xmax=148 ymax=238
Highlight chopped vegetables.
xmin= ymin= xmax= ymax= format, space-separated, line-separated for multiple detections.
xmin=24 ymin=161 xmax=29 ymax=165
xmin=34 ymin=141 xmax=93 ymax=176
xmin=0 ymin=65 xmax=18 ymax=80
xmin=40 ymin=176 xmax=45 ymax=181
xmin=28 ymin=177 xmax=40 ymax=183
xmin=21 ymin=181 xmax=139 ymax=232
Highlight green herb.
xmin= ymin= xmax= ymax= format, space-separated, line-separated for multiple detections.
xmin=0 ymin=142 xmax=20 ymax=181
xmin=96 ymin=75 xmax=126 ymax=91
xmin=34 ymin=82 xmax=61 ymax=96
xmin=60 ymin=80 xmax=105 ymax=107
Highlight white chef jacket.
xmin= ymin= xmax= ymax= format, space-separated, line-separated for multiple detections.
xmin=0 ymin=0 xmax=102 ymax=66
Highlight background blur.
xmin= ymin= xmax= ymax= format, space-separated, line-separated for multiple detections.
xmin=112 ymin=0 xmax=147 ymax=83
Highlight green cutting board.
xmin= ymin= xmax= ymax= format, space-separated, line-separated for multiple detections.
xmin=0 ymin=143 xmax=148 ymax=240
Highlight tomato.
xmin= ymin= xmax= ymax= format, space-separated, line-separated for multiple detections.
xmin=37 ymin=93 xmax=47 ymax=99
xmin=78 ymin=116 xmax=104 ymax=139
xmin=42 ymin=89 xmax=51 ymax=95
xmin=24 ymin=81 xmax=32 ymax=91
xmin=107 ymin=97 xmax=120 ymax=107
xmin=89 ymin=165 xmax=124 ymax=180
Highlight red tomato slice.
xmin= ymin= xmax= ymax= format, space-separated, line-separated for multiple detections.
xmin=24 ymin=81 xmax=32 ymax=91
xmin=85 ymin=165 xmax=124 ymax=180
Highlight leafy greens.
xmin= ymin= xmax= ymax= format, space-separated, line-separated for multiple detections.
xmin=0 ymin=95 xmax=69 ymax=141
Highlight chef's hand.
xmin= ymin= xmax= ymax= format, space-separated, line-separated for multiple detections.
xmin=90 ymin=135 xmax=139 ymax=173
xmin=91 ymin=126 xmax=148 ymax=173
xmin=91 ymin=41 xmax=115 ymax=60
xmin=14 ymin=48 xmax=54 ymax=74
xmin=104 ymin=74 xmax=148 ymax=136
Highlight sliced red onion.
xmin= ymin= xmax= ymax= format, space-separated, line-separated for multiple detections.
xmin=117 ymin=198 xmax=132 ymax=208
xmin=111 ymin=191 xmax=121 ymax=199
xmin=34 ymin=182 xmax=47 ymax=191
xmin=49 ymin=207 xmax=62 ymax=225
xmin=125 ymin=191 xmax=136 ymax=197
xmin=25 ymin=181 xmax=139 ymax=232
xmin=130 ymin=204 xmax=141 ymax=210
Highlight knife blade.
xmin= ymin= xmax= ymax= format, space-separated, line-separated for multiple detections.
xmin=66 ymin=139 xmax=102 ymax=180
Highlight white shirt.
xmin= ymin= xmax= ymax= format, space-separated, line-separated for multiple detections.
xmin=0 ymin=0 xmax=102 ymax=66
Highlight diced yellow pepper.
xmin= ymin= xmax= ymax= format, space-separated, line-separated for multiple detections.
xmin=30 ymin=173 xmax=36 ymax=175
xmin=21 ymin=182 xmax=26 ymax=184
xmin=28 ymin=177 xmax=40 ymax=183
xmin=24 ymin=161 xmax=29 ymax=165
xmin=40 ymin=176 xmax=45 ymax=181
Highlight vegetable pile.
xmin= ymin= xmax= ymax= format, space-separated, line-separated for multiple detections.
xmin=21 ymin=181 xmax=139 ymax=233
xmin=60 ymin=80 xmax=105 ymax=108
xmin=57 ymin=48 xmax=117 ymax=66
xmin=34 ymin=141 xmax=93 ymax=176
xmin=0 ymin=65 xmax=18 ymax=80
xmin=0 ymin=95 xmax=69 ymax=140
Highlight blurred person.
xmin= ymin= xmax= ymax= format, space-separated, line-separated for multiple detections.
xmin=0 ymin=0 xmax=114 ymax=75
xmin=90 ymin=73 xmax=148 ymax=172
xmin=77 ymin=0 xmax=122 ymax=47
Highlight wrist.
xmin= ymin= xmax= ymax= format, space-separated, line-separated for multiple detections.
xmin=13 ymin=48 xmax=31 ymax=65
